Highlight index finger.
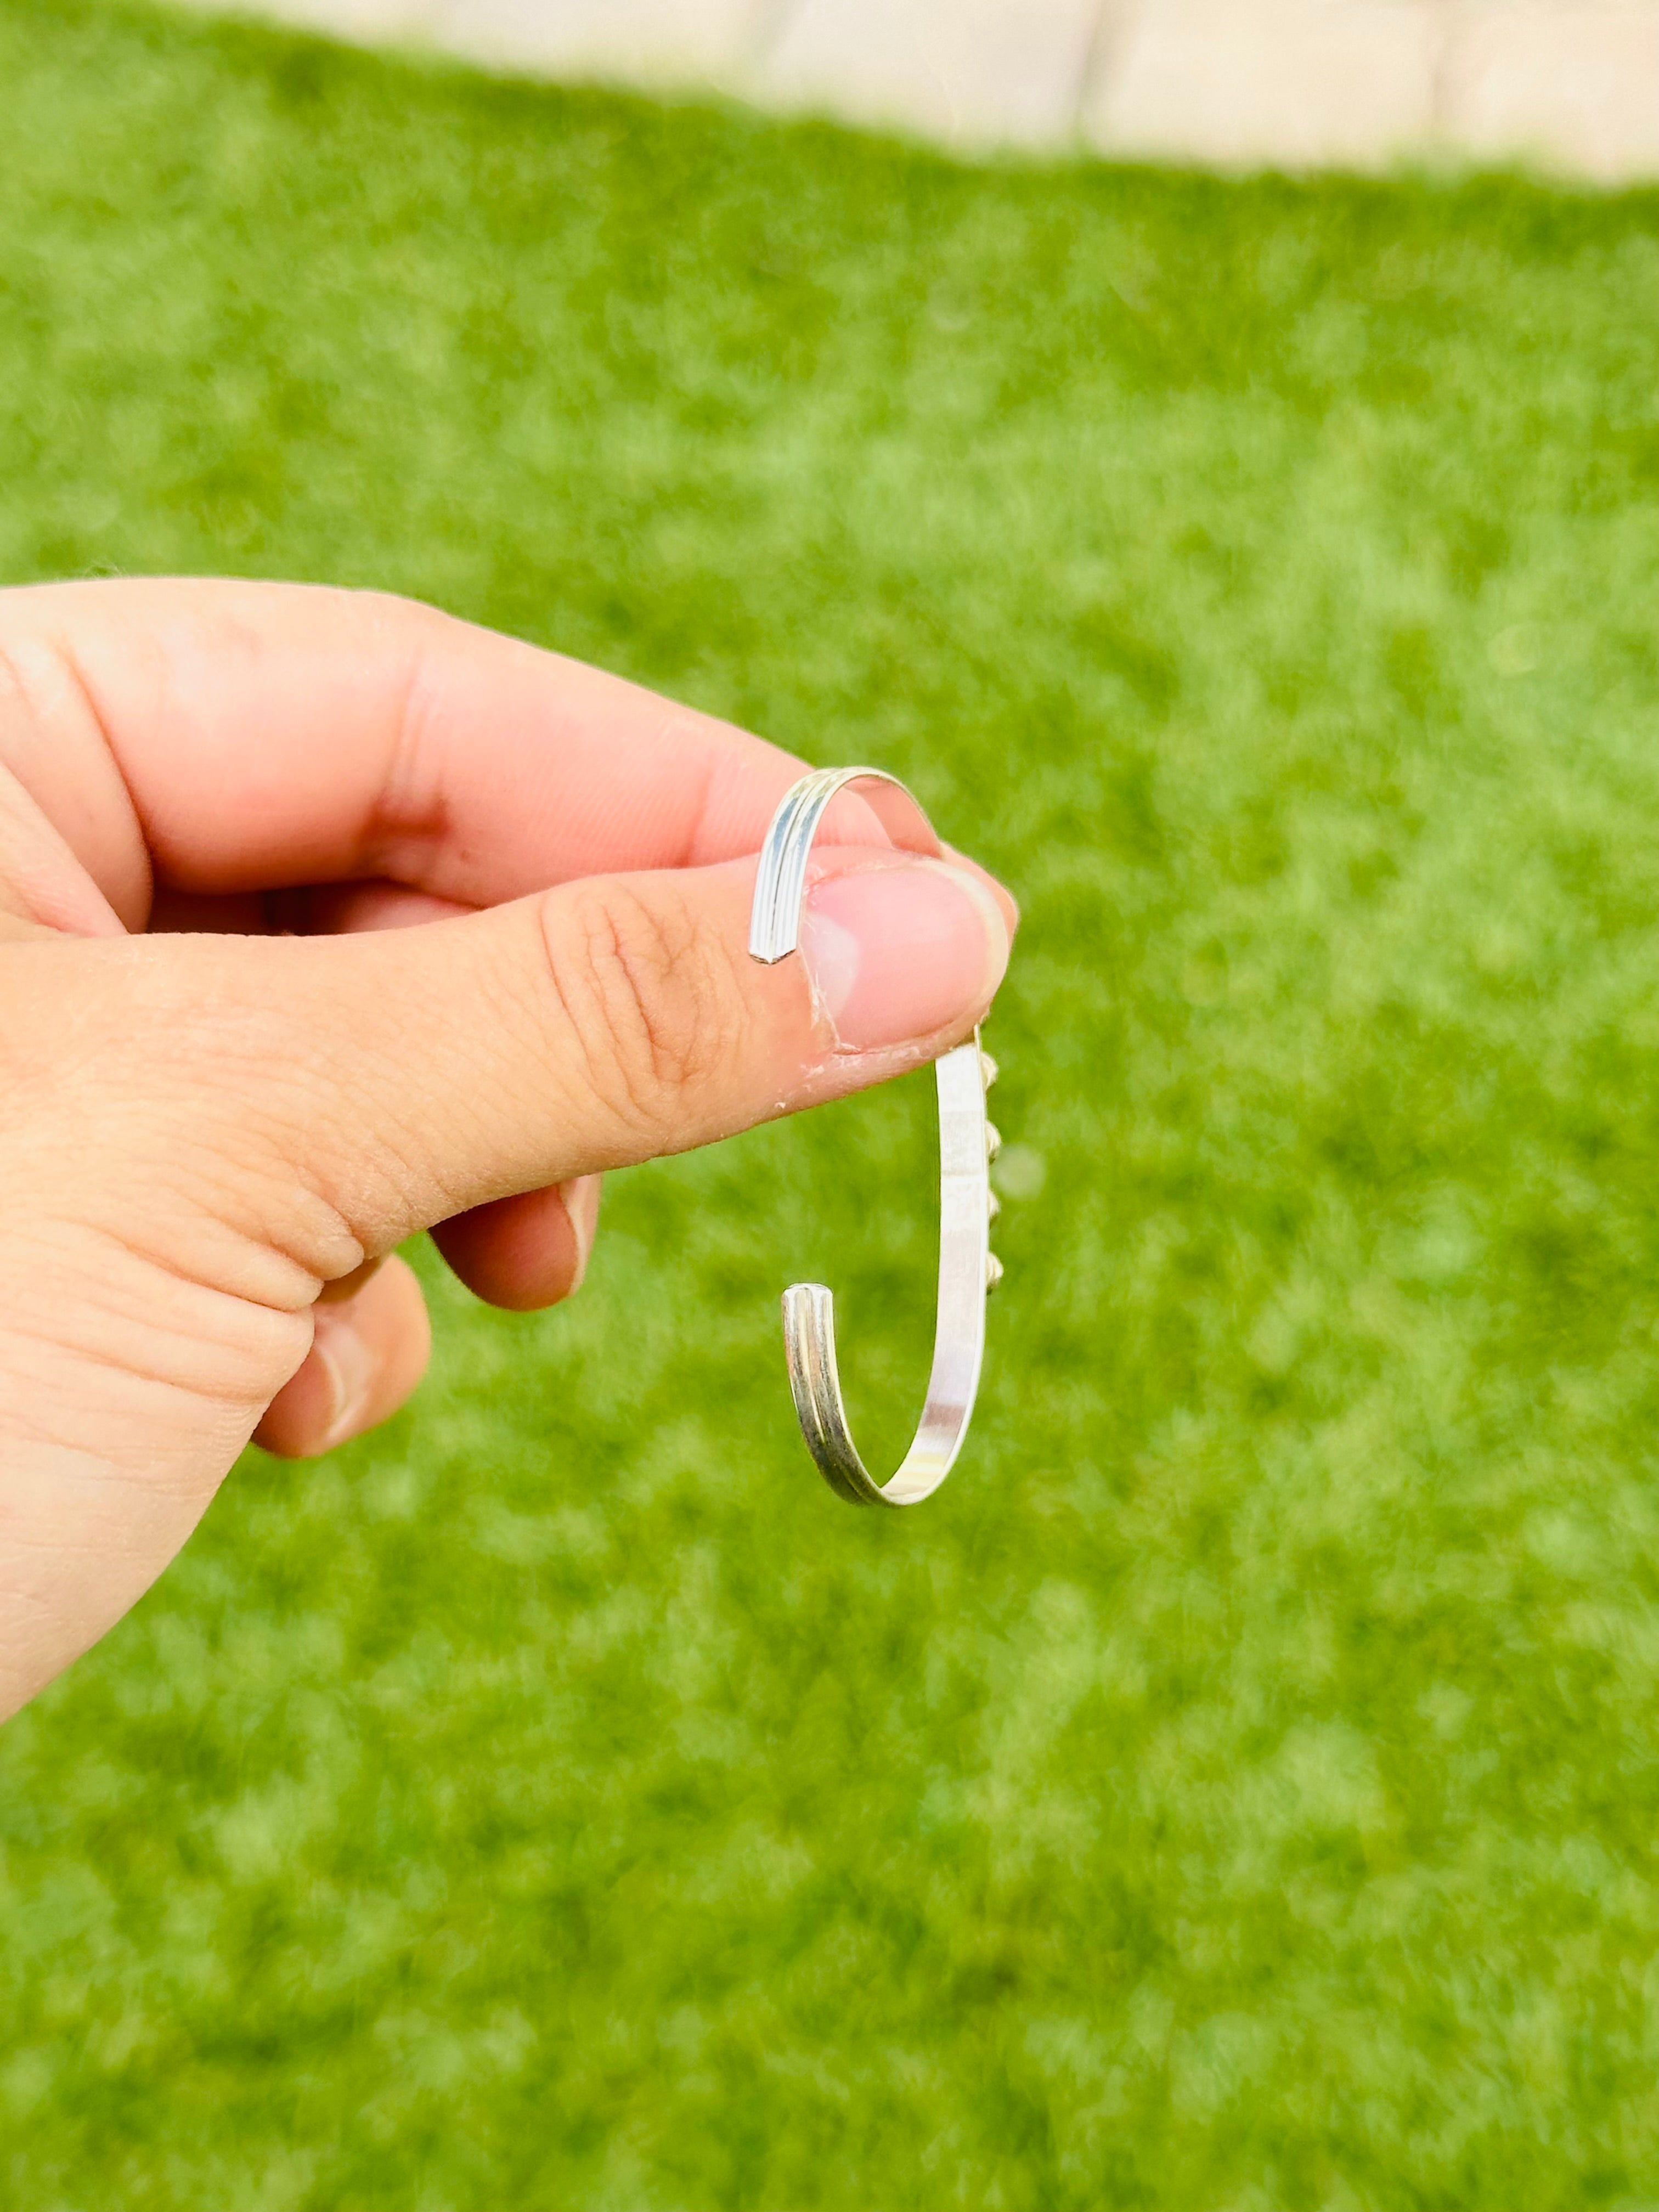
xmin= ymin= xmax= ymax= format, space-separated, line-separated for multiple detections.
xmin=0 ymin=578 xmax=909 ymax=927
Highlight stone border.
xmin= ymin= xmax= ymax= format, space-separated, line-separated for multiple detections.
xmin=167 ymin=0 xmax=1659 ymax=180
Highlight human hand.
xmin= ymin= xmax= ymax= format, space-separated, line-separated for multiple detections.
xmin=0 ymin=581 xmax=1014 ymax=1721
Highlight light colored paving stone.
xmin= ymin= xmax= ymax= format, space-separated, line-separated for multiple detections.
xmin=757 ymin=0 xmax=1103 ymax=147
xmin=1087 ymin=0 xmax=1441 ymax=170
xmin=1442 ymin=5 xmax=1659 ymax=182
xmin=424 ymin=0 xmax=765 ymax=83
xmin=161 ymin=0 xmax=1659 ymax=183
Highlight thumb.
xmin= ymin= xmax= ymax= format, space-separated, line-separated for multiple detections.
xmin=158 ymin=847 xmax=1012 ymax=1268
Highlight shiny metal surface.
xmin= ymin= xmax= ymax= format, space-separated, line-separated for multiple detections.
xmin=750 ymin=766 xmax=1000 ymax=1509
xmin=747 ymin=764 xmax=940 ymax=964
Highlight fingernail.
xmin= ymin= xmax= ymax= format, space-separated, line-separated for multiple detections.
xmin=314 ymin=1311 xmax=379 ymax=1448
xmin=800 ymin=857 xmax=1012 ymax=1053
xmin=558 ymin=1174 xmax=602 ymax=1293
xmin=941 ymin=842 xmax=1021 ymax=931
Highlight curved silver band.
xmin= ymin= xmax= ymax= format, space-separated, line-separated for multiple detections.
xmin=747 ymin=764 xmax=940 ymax=963
xmin=749 ymin=766 xmax=997 ymax=1509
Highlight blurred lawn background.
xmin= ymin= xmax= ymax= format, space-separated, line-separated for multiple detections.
xmin=6 ymin=1 xmax=1659 ymax=2204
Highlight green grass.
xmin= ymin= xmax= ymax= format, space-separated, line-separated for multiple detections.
xmin=5 ymin=2 xmax=1659 ymax=2204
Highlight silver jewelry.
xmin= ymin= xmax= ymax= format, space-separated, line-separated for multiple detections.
xmin=749 ymin=766 xmax=1001 ymax=1508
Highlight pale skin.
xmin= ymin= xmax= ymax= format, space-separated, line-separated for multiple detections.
xmin=0 ymin=579 xmax=1015 ymax=1723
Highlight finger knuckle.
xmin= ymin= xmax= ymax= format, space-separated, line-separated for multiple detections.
xmin=540 ymin=879 xmax=743 ymax=1136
